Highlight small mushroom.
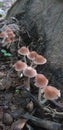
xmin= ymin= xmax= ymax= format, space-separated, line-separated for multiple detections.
xmin=18 ymin=46 xmax=29 ymax=63
xmin=18 ymin=46 xmax=29 ymax=56
xmin=43 ymin=85 xmax=61 ymax=100
xmin=27 ymin=51 xmax=37 ymax=61
xmin=34 ymin=54 xmax=47 ymax=65
xmin=23 ymin=66 xmax=37 ymax=78
xmin=23 ymin=66 xmax=37 ymax=90
xmin=13 ymin=60 xmax=27 ymax=77
xmin=0 ymin=32 xmax=8 ymax=38
xmin=6 ymin=27 xmax=15 ymax=38
xmin=35 ymin=74 xmax=48 ymax=102
xmin=13 ymin=60 xmax=27 ymax=71
xmin=35 ymin=74 xmax=48 ymax=88
xmin=5 ymin=37 xmax=14 ymax=43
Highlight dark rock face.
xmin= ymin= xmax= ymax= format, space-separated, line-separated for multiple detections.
xmin=6 ymin=0 xmax=63 ymax=89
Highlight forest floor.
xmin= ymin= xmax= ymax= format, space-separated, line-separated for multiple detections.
xmin=0 ymin=8 xmax=63 ymax=130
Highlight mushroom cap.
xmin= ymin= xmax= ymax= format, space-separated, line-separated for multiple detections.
xmin=0 ymin=32 xmax=8 ymax=38
xmin=4 ymin=37 xmax=15 ymax=43
xmin=27 ymin=51 xmax=37 ymax=61
xmin=34 ymin=54 xmax=47 ymax=65
xmin=7 ymin=31 xmax=15 ymax=38
xmin=5 ymin=37 xmax=12 ymax=43
xmin=13 ymin=60 xmax=27 ymax=71
xmin=43 ymin=85 xmax=61 ymax=100
xmin=5 ymin=27 xmax=15 ymax=38
xmin=35 ymin=74 xmax=48 ymax=88
xmin=18 ymin=46 xmax=29 ymax=56
xmin=23 ymin=66 xmax=37 ymax=78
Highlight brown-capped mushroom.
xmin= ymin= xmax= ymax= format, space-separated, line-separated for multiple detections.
xmin=34 ymin=54 xmax=47 ymax=65
xmin=43 ymin=85 xmax=61 ymax=100
xmin=35 ymin=74 xmax=48 ymax=88
xmin=18 ymin=46 xmax=29 ymax=63
xmin=6 ymin=27 xmax=15 ymax=38
xmin=13 ymin=60 xmax=27 ymax=78
xmin=18 ymin=46 xmax=29 ymax=56
xmin=0 ymin=32 xmax=8 ymax=38
xmin=23 ymin=66 xmax=37 ymax=90
xmin=13 ymin=60 xmax=27 ymax=71
xmin=23 ymin=66 xmax=37 ymax=78
xmin=4 ymin=37 xmax=15 ymax=43
xmin=27 ymin=51 xmax=37 ymax=61
xmin=35 ymin=74 xmax=48 ymax=102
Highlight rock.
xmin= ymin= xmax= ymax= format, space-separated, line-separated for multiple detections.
xmin=6 ymin=0 xmax=63 ymax=89
xmin=26 ymin=101 xmax=34 ymax=112
xmin=11 ymin=119 xmax=27 ymax=130
xmin=3 ymin=113 xmax=13 ymax=125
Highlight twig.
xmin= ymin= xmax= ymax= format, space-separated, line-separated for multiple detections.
xmin=50 ymin=100 xmax=63 ymax=111
xmin=21 ymin=113 xmax=62 ymax=130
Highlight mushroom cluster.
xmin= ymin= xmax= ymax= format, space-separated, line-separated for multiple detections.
xmin=13 ymin=46 xmax=61 ymax=103
xmin=0 ymin=27 xmax=15 ymax=47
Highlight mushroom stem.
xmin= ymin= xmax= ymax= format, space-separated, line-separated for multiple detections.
xmin=41 ymin=99 xmax=47 ymax=104
xmin=38 ymin=88 xmax=42 ymax=102
xmin=27 ymin=77 xmax=30 ymax=91
xmin=17 ymin=71 xmax=23 ymax=78
xmin=30 ymin=62 xmax=37 ymax=68
xmin=38 ymin=89 xmax=47 ymax=104
xmin=33 ymin=64 xmax=37 ymax=69
xmin=24 ymin=56 xmax=27 ymax=63
xmin=30 ymin=61 xmax=34 ymax=67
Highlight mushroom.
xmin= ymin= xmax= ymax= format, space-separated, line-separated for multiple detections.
xmin=2 ymin=37 xmax=15 ymax=48
xmin=43 ymin=85 xmax=61 ymax=100
xmin=6 ymin=27 xmax=15 ymax=38
xmin=23 ymin=66 xmax=37 ymax=90
xmin=18 ymin=46 xmax=29 ymax=63
xmin=5 ymin=37 xmax=12 ymax=43
xmin=34 ymin=54 xmax=47 ymax=65
xmin=7 ymin=31 xmax=15 ymax=38
xmin=35 ymin=74 xmax=48 ymax=102
xmin=23 ymin=66 xmax=37 ymax=78
xmin=13 ymin=60 xmax=27 ymax=77
xmin=27 ymin=51 xmax=37 ymax=61
xmin=27 ymin=51 xmax=38 ymax=67
xmin=0 ymin=32 xmax=8 ymax=38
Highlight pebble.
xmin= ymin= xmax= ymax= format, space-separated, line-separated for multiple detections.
xmin=11 ymin=119 xmax=27 ymax=130
xmin=26 ymin=101 xmax=34 ymax=112
xmin=3 ymin=113 xmax=13 ymax=125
